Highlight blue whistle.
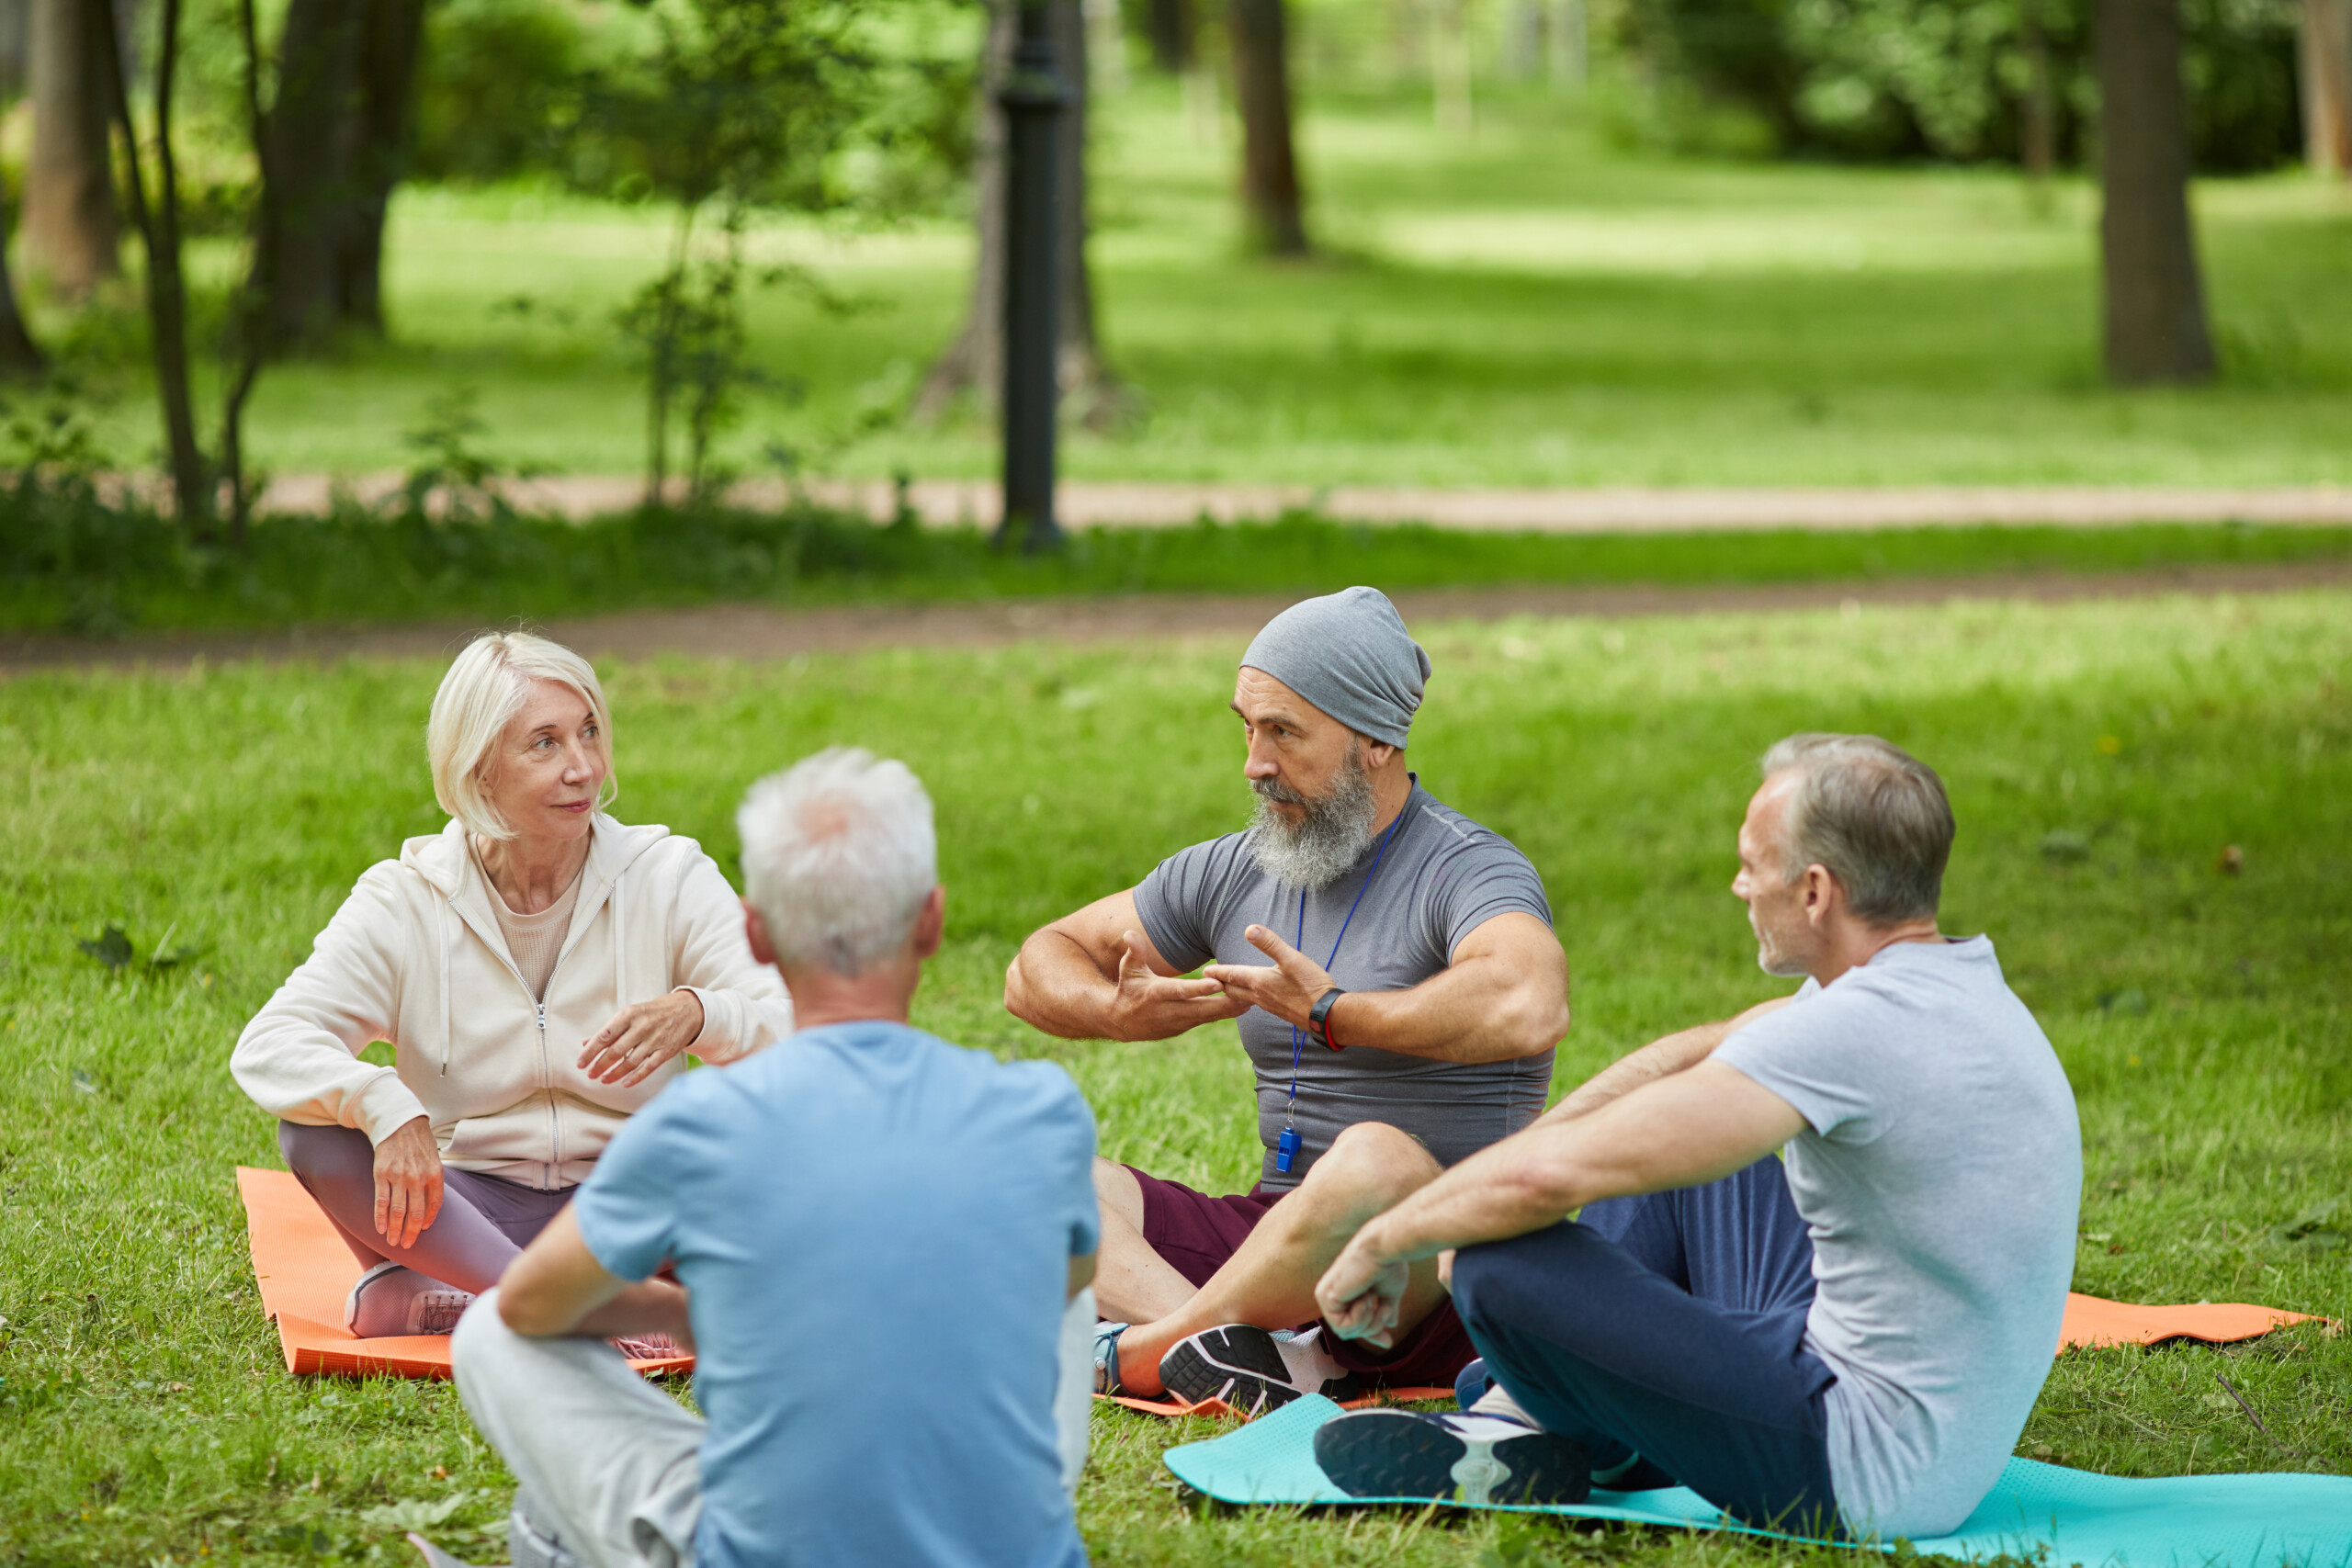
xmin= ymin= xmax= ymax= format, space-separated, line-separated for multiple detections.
xmin=1275 ymin=1125 xmax=1303 ymax=1174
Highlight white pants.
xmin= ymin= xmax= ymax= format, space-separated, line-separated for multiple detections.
xmin=451 ymin=1292 xmax=705 ymax=1568
xmin=451 ymin=1286 xmax=1098 ymax=1568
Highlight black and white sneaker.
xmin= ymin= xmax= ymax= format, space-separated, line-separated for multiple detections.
xmin=1312 ymin=1408 xmax=1593 ymax=1506
xmin=1158 ymin=1324 xmax=1365 ymax=1416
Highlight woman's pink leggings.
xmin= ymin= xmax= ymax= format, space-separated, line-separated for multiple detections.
xmin=277 ymin=1122 xmax=571 ymax=1296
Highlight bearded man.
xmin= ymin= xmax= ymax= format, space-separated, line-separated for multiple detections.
xmin=1004 ymin=587 xmax=1571 ymax=1412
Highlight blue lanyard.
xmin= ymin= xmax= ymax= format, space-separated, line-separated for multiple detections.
xmin=1283 ymin=810 xmax=1405 ymax=1125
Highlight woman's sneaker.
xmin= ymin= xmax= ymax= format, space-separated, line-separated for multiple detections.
xmin=609 ymin=1334 xmax=684 ymax=1362
xmin=1312 ymin=1408 xmax=1592 ymax=1506
xmin=1158 ymin=1324 xmax=1364 ymax=1416
xmin=345 ymin=1261 xmax=475 ymax=1338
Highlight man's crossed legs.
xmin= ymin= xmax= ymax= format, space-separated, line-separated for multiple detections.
xmin=1315 ymin=1157 xmax=1844 ymax=1535
xmin=452 ymin=1292 xmax=704 ymax=1568
xmin=1091 ymin=1123 xmax=1477 ymax=1409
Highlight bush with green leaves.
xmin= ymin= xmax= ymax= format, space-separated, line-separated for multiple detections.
xmin=1618 ymin=0 xmax=2301 ymax=168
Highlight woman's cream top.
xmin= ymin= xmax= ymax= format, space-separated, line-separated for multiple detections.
xmin=482 ymin=859 xmax=584 ymax=1001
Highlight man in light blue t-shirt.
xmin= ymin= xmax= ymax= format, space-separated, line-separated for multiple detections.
xmin=1308 ymin=734 xmax=2081 ymax=1544
xmin=450 ymin=749 xmax=1099 ymax=1568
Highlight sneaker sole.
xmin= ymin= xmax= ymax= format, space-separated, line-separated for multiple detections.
xmin=1312 ymin=1410 xmax=1592 ymax=1506
xmin=1159 ymin=1325 xmax=1363 ymax=1416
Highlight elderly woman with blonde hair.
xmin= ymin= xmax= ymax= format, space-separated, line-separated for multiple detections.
xmin=232 ymin=632 xmax=794 ymax=1337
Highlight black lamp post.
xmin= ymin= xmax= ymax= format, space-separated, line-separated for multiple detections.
xmin=998 ymin=0 xmax=1069 ymax=554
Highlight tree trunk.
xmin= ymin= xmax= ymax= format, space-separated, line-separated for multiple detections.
xmin=334 ymin=0 xmax=428 ymax=329
xmin=2019 ymin=0 xmax=2056 ymax=185
xmin=1145 ymin=0 xmax=1193 ymax=72
xmin=95 ymin=0 xmax=209 ymax=526
xmin=2302 ymin=0 xmax=2352 ymax=175
xmin=252 ymin=0 xmax=364 ymax=352
xmin=2096 ymin=0 xmax=2215 ymax=384
xmin=1548 ymin=0 xmax=1586 ymax=91
xmin=23 ymin=0 xmax=119 ymax=293
xmin=0 ymin=175 xmax=46 ymax=376
xmin=913 ymin=0 xmax=1118 ymax=423
xmin=1 ymin=0 xmax=30 ymax=94
xmin=1430 ymin=0 xmax=1473 ymax=133
xmin=1231 ymin=0 xmax=1307 ymax=254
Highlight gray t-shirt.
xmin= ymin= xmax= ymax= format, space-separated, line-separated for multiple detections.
xmin=1713 ymin=937 xmax=2081 ymax=1540
xmin=1133 ymin=779 xmax=1555 ymax=1191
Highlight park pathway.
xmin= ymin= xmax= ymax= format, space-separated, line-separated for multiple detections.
xmin=7 ymin=558 xmax=2348 ymax=675
xmin=252 ymin=476 xmax=2352 ymax=532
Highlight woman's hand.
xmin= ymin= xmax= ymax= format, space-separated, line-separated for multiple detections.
xmin=374 ymin=1116 xmax=445 ymax=1249
xmin=578 ymin=990 xmax=706 ymax=1088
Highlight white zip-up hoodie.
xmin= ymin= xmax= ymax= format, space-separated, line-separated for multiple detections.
xmin=232 ymin=815 xmax=794 ymax=1189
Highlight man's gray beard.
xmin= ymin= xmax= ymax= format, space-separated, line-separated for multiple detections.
xmin=1248 ymin=749 xmax=1379 ymax=891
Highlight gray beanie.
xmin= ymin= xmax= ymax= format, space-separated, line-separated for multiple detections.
xmin=1239 ymin=587 xmax=1431 ymax=749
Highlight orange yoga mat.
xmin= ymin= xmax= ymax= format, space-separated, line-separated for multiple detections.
xmin=2055 ymin=1291 xmax=2324 ymax=1352
xmin=235 ymin=1166 xmax=693 ymax=1381
xmin=239 ymin=1166 xmax=2319 ymax=1386
xmin=1101 ymin=1385 xmax=1460 ymax=1419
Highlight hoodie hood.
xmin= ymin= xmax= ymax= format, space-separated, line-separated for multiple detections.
xmin=399 ymin=814 xmax=673 ymax=895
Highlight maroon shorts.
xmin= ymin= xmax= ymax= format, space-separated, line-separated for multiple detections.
xmin=1126 ymin=1164 xmax=1476 ymax=1391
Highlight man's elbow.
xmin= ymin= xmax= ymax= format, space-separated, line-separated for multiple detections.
xmin=1493 ymin=986 xmax=1571 ymax=1059
xmin=496 ymin=1281 xmax=569 ymax=1337
xmin=1002 ymin=950 xmax=1050 ymax=1031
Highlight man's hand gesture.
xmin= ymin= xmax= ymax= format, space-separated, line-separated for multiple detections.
xmin=1317 ymin=1233 xmax=1411 ymax=1349
xmin=1106 ymin=931 xmax=1248 ymax=1042
xmin=1204 ymin=924 xmax=1340 ymax=1032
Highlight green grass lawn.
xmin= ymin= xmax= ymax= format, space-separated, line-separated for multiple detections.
xmin=50 ymin=85 xmax=2352 ymax=488
xmin=3 ymin=589 xmax=2349 ymax=1564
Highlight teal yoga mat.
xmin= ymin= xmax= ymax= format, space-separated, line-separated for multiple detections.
xmin=1162 ymin=1396 xmax=2352 ymax=1567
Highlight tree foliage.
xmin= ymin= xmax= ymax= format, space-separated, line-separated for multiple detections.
xmin=410 ymin=0 xmax=977 ymax=206
xmin=1620 ymin=0 xmax=2302 ymax=167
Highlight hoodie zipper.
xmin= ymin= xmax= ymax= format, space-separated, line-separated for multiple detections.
xmin=536 ymin=998 xmax=555 ymax=1191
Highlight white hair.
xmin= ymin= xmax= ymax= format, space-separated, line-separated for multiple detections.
xmin=737 ymin=747 xmax=938 ymax=977
xmin=427 ymin=632 xmax=617 ymax=840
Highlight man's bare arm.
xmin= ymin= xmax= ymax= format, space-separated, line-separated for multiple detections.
xmin=1003 ymin=889 xmax=1250 ymax=1043
xmin=1203 ymin=912 xmax=1569 ymax=1065
xmin=497 ymin=1207 xmax=694 ymax=1346
xmin=1317 ymin=1061 xmax=1808 ymax=1341
xmin=1536 ymin=994 xmax=1796 ymax=1127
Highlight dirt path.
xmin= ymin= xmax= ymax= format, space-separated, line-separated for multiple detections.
xmin=8 ymin=559 xmax=2348 ymax=675
xmin=251 ymin=476 xmax=2352 ymax=532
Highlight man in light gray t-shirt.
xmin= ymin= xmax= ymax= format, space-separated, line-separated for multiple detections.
xmin=1314 ymin=734 xmax=2082 ymax=1544
xmin=1006 ymin=588 xmax=1571 ymax=1414
xmin=1713 ymin=937 xmax=2079 ymax=1534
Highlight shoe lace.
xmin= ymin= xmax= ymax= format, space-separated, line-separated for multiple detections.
xmin=412 ymin=1292 xmax=474 ymax=1336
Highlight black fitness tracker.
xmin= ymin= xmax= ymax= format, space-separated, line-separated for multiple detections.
xmin=1308 ymin=986 xmax=1349 ymax=1051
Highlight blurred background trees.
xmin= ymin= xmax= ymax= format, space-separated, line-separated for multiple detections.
xmin=0 ymin=0 xmax=2342 ymax=511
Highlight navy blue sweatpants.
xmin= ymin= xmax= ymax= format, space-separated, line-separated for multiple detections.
xmin=1448 ymin=1157 xmax=1843 ymax=1536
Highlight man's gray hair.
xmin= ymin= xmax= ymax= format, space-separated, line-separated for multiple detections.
xmin=737 ymin=747 xmax=938 ymax=976
xmin=1759 ymin=733 xmax=1953 ymax=925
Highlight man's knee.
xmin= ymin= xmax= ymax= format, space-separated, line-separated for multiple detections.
xmin=1304 ymin=1122 xmax=1441 ymax=1213
xmin=1091 ymin=1157 xmax=1145 ymax=1232
xmin=1451 ymin=1223 xmax=1599 ymax=1338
